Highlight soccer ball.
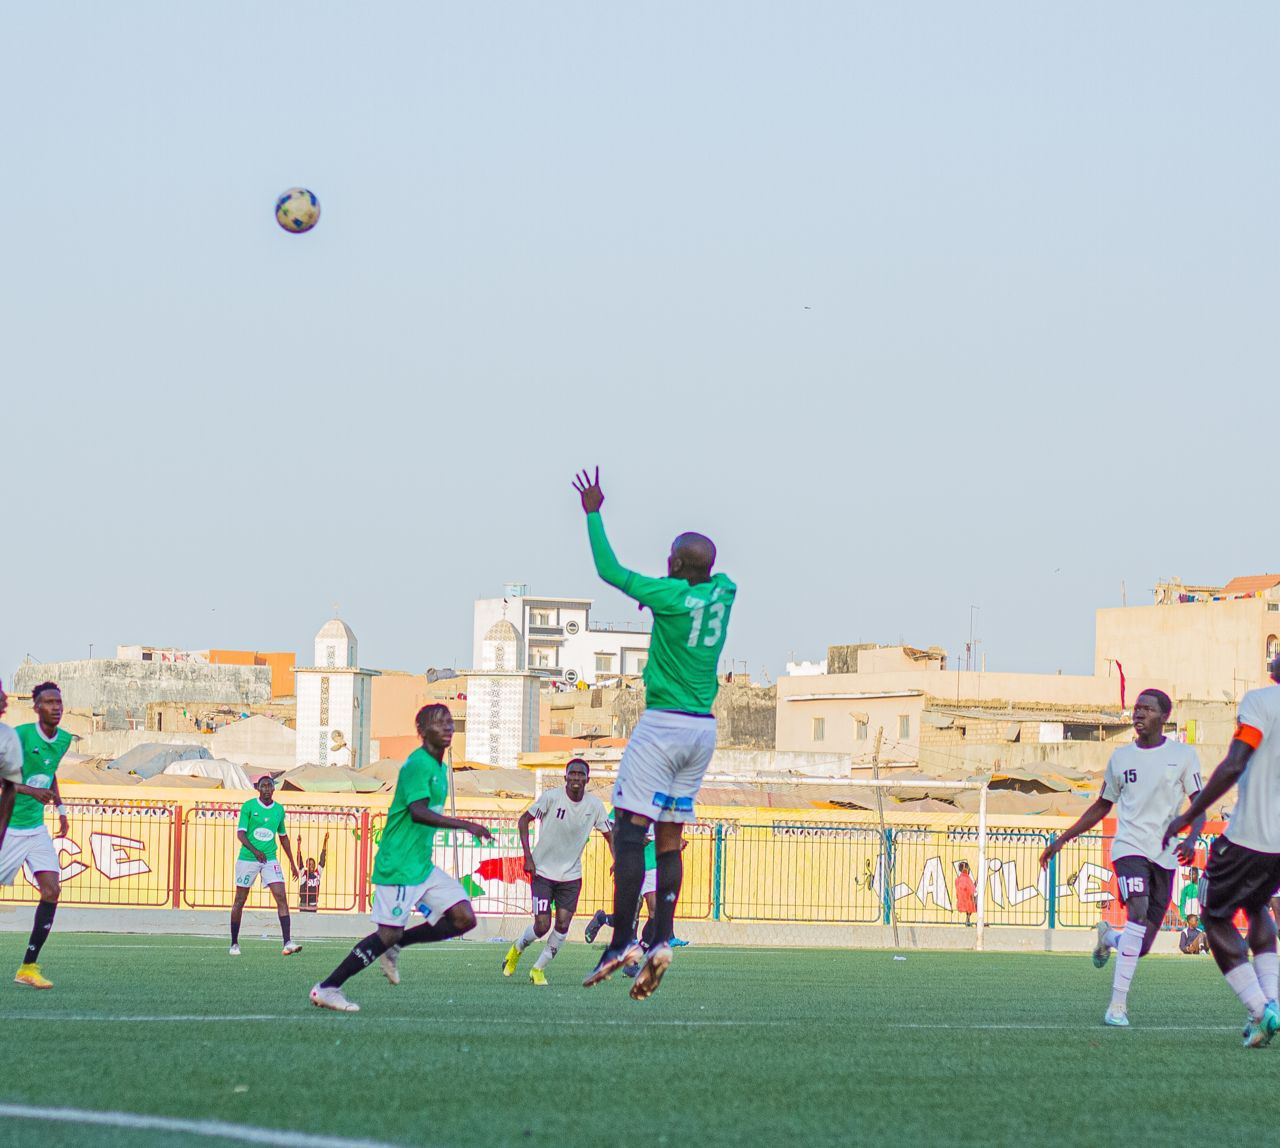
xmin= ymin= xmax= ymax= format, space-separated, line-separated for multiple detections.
xmin=275 ymin=188 xmax=320 ymax=234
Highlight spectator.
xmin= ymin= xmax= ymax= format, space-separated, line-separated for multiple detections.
xmin=1179 ymin=913 xmax=1209 ymax=955
xmin=1178 ymin=866 xmax=1201 ymax=922
xmin=955 ymin=860 xmax=978 ymax=926
xmin=296 ymin=832 xmax=329 ymax=913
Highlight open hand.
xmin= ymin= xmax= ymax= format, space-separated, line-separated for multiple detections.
xmin=1162 ymin=816 xmax=1188 ymax=850
xmin=572 ymin=467 xmax=604 ymax=514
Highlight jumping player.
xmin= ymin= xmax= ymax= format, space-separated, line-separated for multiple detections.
xmin=310 ymin=704 xmax=494 ymax=1012
xmin=1164 ymin=655 xmax=1280 ymax=1047
xmin=1040 ymin=689 xmax=1202 ymax=1026
xmin=502 ymin=758 xmax=612 ymax=985
xmin=0 ymin=683 xmax=72 ymax=990
xmin=230 ymin=776 xmax=300 ymax=956
xmin=572 ymin=466 xmax=736 ymax=999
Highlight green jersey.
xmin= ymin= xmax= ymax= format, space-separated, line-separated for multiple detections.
xmin=587 ymin=511 xmax=736 ymax=714
xmin=11 ymin=724 xmax=74 ymax=831
xmin=371 ymin=748 xmax=450 ymax=886
xmin=237 ymin=798 xmax=286 ymax=861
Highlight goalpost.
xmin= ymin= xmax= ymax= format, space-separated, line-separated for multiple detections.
xmin=531 ymin=767 xmax=991 ymax=951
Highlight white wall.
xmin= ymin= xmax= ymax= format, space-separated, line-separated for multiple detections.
xmin=474 ymin=594 xmax=650 ymax=686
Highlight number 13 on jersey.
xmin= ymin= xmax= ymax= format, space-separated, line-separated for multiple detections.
xmin=687 ymin=600 xmax=726 ymax=648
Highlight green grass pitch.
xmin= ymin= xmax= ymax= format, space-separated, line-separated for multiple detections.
xmin=0 ymin=933 xmax=1273 ymax=1146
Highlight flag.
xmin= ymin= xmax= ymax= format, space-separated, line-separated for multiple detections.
xmin=476 ymin=856 xmax=531 ymax=885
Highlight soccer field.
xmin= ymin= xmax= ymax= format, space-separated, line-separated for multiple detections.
xmin=0 ymin=933 xmax=1272 ymax=1147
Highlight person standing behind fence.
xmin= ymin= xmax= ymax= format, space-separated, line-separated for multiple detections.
xmin=1 ymin=683 xmax=72 ymax=990
xmin=296 ymin=832 xmax=329 ymax=913
xmin=230 ymin=776 xmax=300 ymax=957
xmin=954 ymin=861 xmax=978 ymax=926
xmin=1039 ymin=689 xmax=1203 ymax=1028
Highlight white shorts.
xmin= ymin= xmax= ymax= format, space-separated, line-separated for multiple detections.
xmin=0 ymin=827 xmax=60 ymax=885
xmin=370 ymin=867 xmax=468 ymax=928
xmin=612 ymin=710 xmax=717 ymax=823
xmin=641 ymin=867 xmax=657 ymax=897
xmin=234 ymin=858 xmax=285 ymax=889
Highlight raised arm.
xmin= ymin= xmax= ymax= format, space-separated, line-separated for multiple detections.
xmin=573 ymin=467 xmax=677 ymax=607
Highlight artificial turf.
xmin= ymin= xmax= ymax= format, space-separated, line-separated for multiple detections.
xmin=0 ymin=933 xmax=1271 ymax=1147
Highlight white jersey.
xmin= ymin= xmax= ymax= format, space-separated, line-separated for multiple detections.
xmin=0 ymin=723 xmax=21 ymax=784
xmin=1101 ymin=739 xmax=1202 ymax=867
xmin=528 ymin=787 xmax=612 ymax=882
xmin=1226 ymin=684 xmax=1280 ymax=854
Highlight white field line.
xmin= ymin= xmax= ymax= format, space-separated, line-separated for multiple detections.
xmin=0 ymin=1105 xmax=402 ymax=1147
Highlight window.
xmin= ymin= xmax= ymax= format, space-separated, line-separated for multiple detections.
xmin=1268 ymin=635 xmax=1280 ymax=668
xmin=635 ymin=657 xmax=647 ymax=674
xmin=812 ymin=717 xmax=825 ymax=742
xmin=595 ymin=654 xmax=614 ymax=673
xmin=898 ymin=714 xmax=911 ymax=739
xmin=530 ymin=648 xmax=551 ymax=668
xmin=530 ymin=610 xmax=551 ymax=627
xmin=856 ymin=720 xmax=868 ymax=741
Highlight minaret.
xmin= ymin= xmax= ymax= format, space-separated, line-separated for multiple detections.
xmin=466 ymin=615 xmax=540 ymax=767
xmin=294 ymin=616 xmax=379 ymax=769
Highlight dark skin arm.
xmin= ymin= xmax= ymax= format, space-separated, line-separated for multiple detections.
xmin=0 ymin=780 xmax=14 ymax=853
xmin=320 ymin=832 xmax=328 ymax=868
xmin=237 ymin=829 xmax=266 ymax=863
xmin=517 ymin=810 xmax=537 ymax=876
xmin=1039 ymin=797 xmax=1113 ymax=869
xmin=408 ymin=800 xmax=494 ymax=843
xmin=278 ymin=832 xmax=298 ymax=880
xmin=1164 ymin=740 xmax=1254 ymax=847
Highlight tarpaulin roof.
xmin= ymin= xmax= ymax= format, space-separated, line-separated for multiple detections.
xmin=107 ymin=743 xmax=213 ymax=779
xmin=163 ymin=757 xmax=253 ymax=789
xmin=279 ymin=765 xmax=385 ymax=793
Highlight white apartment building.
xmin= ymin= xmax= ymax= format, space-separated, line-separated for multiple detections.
xmin=473 ymin=584 xmax=651 ymax=687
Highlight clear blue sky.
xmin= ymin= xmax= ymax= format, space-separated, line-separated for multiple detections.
xmin=2 ymin=2 xmax=1275 ymax=685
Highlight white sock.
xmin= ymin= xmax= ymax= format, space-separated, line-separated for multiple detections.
xmin=1104 ymin=927 xmax=1122 ymax=950
xmin=516 ymin=924 xmax=540 ymax=953
xmin=1255 ymin=951 xmax=1279 ymax=1003
xmin=1226 ymin=963 xmax=1269 ymax=1019
xmin=1109 ymin=920 xmax=1147 ymax=1010
xmin=533 ymin=929 xmax=567 ymax=970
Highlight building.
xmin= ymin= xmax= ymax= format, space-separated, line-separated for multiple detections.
xmin=370 ymin=671 xmax=469 ymax=764
xmin=116 ymin=645 xmax=296 ymax=699
xmin=294 ymin=618 xmax=378 ymax=769
xmin=12 ymin=657 xmax=272 ymax=731
xmin=473 ymin=584 xmax=650 ymax=686
xmin=466 ymin=619 xmax=540 ymax=768
xmin=775 ymin=643 xmax=1181 ymax=774
xmin=1095 ymin=574 xmax=1280 ymax=702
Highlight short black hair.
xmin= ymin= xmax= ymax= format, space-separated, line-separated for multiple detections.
xmin=1138 ymin=688 xmax=1172 ymax=717
xmin=31 ymin=681 xmax=60 ymax=702
xmin=415 ymin=703 xmax=451 ymax=735
xmin=565 ymin=757 xmax=590 ymax=775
